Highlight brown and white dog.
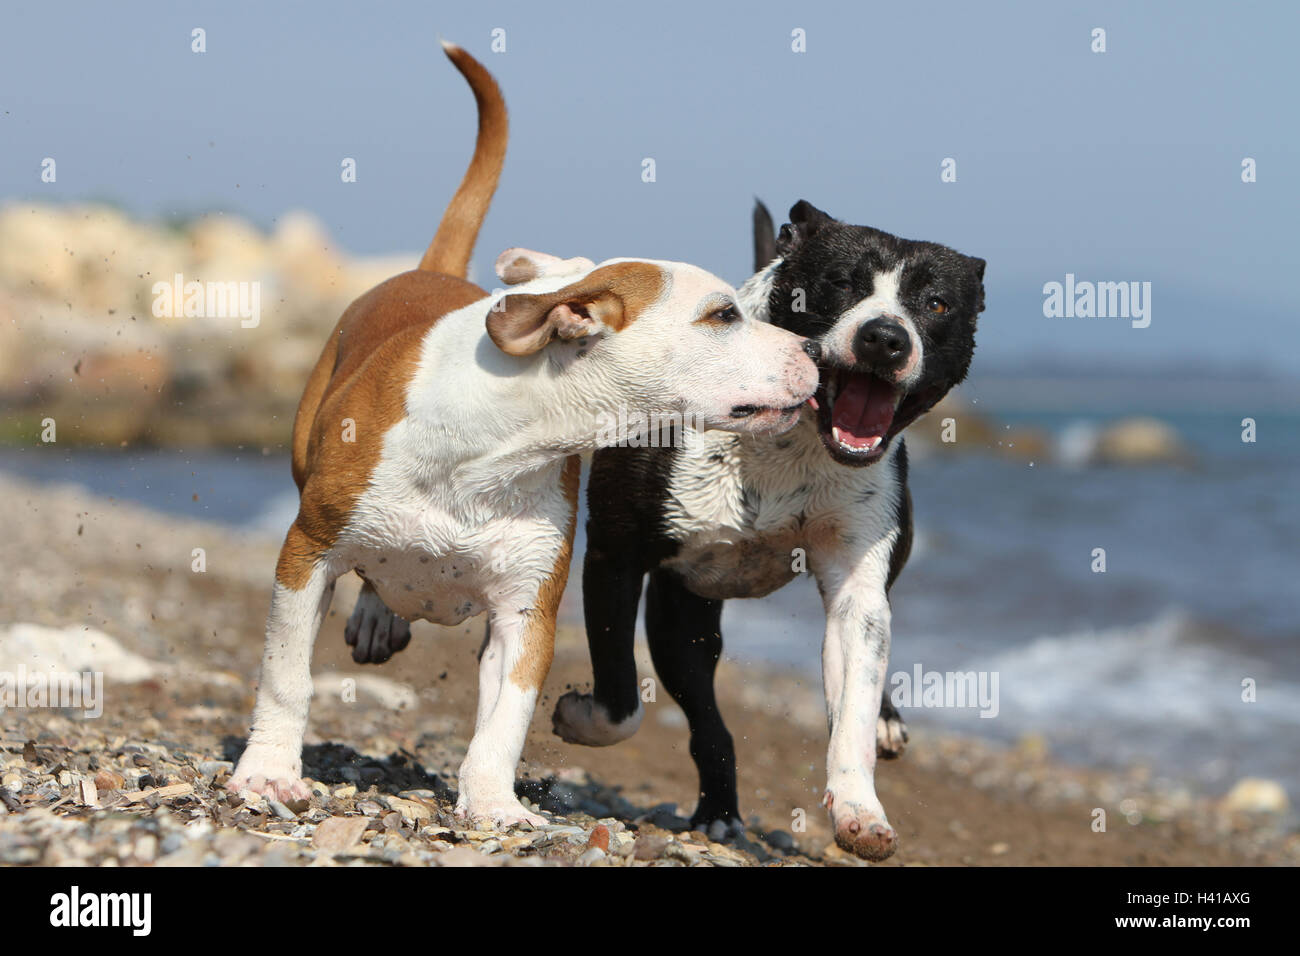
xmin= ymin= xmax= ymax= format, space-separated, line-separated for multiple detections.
xmin=226 ymin=43 xmax=818 ymax=827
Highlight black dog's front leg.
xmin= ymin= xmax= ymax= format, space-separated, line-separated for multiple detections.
xmin=551 ymin=541 xmax=646 ymax=746
xmin=644 ymin=567 xmax=741 ymax=837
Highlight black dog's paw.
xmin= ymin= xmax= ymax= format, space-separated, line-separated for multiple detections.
xmin=343 ymin=586 xmax=411 ymax=664
xmin=690 ymin=801 xmax=744 ymax=841
xmin=877 ymin=697 xmax=909 ymax=759
xmin=551 ymin=691 xmax=642 ymax=746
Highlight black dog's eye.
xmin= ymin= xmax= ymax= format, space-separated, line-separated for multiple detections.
xmin=828 ymin=274 xmax=852 ymax=290
xmin=927 ymin=297 xmax=949 ymax=314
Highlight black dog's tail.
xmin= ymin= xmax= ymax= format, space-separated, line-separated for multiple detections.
xmin=753 ymin=198 xmax=778 ymax=272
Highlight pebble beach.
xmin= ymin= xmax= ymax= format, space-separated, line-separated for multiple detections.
xmin=0 ymin=470 xmax=1294 ymax=867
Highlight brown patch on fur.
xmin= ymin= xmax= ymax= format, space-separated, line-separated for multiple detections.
xmin=418 ymin=44 xmax=508 ymax=278
xmin=282 ymin=43 xmax=504 ymax=590
xmin=487 ymin=262 xmax=666 ymax=356
xmin=274 ymin=521 xmax=327 ymax=590
xmin=289 ymin=270 xmax=487 ymax=556
xmin=509 ymin=454 xmax=580 ymax=690
xmin=501 ymin=256 xmax=537 ymax=284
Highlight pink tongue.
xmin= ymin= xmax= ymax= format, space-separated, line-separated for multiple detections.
xmin=831 ymin=374 xmax=896 ymax=449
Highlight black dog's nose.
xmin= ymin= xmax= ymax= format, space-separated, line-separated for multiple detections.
xmin=802 ymin=339 xmax=823 ymax=363
xmin=853 ymin=318 xmax=910 ymax=369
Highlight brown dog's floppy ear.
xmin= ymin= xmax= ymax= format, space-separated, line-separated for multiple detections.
xmin=486 ymin=277 xmax=626 ymax=356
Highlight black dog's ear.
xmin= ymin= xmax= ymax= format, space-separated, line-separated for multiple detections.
xmin=776 ymin=199 xmax=832 ymax=257
xmin=967 ymin=256 xmax=987 ymax=314
xmin=753 ymin=199 xmax=777 ymax=272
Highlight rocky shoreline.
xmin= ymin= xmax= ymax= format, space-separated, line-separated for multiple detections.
xmin=0 ymin=467 xmax=1291 ymax=867
xmin=0 ymin=202 xmax=1192 ymax=467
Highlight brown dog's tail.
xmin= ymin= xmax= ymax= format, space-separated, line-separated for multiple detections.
xmin=418 ymin=41 xmax=508 ymax=277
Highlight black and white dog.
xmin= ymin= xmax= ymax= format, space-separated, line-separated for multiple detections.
xmin=551 ymin=201 xmax=985 ymax=861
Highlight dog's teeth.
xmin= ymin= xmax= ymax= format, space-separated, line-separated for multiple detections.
xmin=832 ymin=427 xmax=882 ymax=455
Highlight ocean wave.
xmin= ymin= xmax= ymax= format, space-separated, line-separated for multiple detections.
xmin=911 ymin=609 xmax=1300 ymax=798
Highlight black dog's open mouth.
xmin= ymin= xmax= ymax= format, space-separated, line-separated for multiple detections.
xmin=807 ymin=368 xmax=934 ymax=465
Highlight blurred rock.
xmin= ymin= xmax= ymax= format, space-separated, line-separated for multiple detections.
xmin=1220 ymin=778 xmax=1290 ymax=815
xmin=1092 ymin=417 xmax=1190 ymax=466
xmin=903 ymin=395 xmax=1054 ymax=464
xmin=0 ymin=622 xmax=160 ymax=682
xmin=0 ymin=202 xmax=417 ymax=448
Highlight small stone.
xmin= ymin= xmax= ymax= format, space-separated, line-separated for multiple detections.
xmin=134 ymin=834 xmax=158 ymax=862
xmin=333 ymin=784 xmax=357 ymax=800
xmin=386 ymin=796 xmax=432 ymax=822
xmin=633 ymin=834 xmax=669 ymax=861
xmin=766 ymin=829 xmax=795 ymax=852
xmin=1 ymin=773 xmax=21 ymax=792
xmin=585 ymin=824 xmax=610 ymax=853
xmin=268 ymin=799 xmax=297 ymax=821
xmin=161 ymin=833 xmax=186 ymax=855
xmin=312 ymin=816 xmax=369 ymax=854
xmin=93 ymin=770 xmax=125 ymax=791
xmin=576 ymin=846 xmax=606 ymax=867
xmin=398 ymin=789 xmax=438 ymax=800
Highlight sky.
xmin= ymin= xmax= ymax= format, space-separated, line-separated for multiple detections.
xmin=2 ymin=0 xmax=1297 ymax=375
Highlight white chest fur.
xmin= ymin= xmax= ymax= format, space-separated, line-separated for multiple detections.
xmin=662 ymin=415 xmax=902 ymax=600
xmin=331 ymin=303 xmax=578 ymax=625
xmin=339 ymin=425 xmax=572 ymax=625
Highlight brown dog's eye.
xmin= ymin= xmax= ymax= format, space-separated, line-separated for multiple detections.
xmin=711 ymin=305 xmax=740 ymax=324
xmin=927 ymin=297 xmax=948 ymax=314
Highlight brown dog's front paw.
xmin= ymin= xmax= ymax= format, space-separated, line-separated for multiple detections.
xmin=227 ymin=746 xmax=310 ymax=803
